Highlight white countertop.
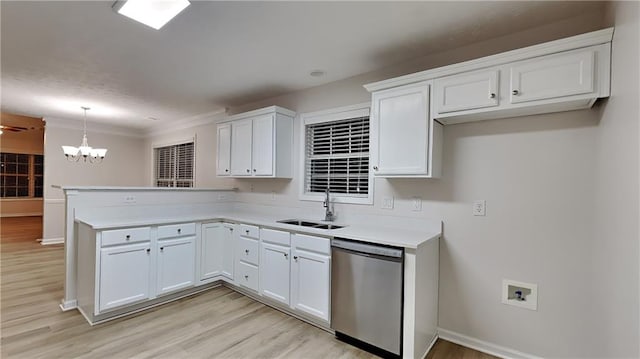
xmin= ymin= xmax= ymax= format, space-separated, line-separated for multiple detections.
xmin=75 ymin=210 xmax=440 ymax=249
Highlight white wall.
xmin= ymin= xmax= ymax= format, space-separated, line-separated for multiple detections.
xmin=141 ymin=7 xmax=640 ymax=357
xmin=43 ymin=121 xmax=147 ymax=241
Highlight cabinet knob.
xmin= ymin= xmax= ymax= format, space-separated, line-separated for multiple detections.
xmin=489 ymin=93 xmax=496 ymax=99
xmin=245 ymin=230 xmax=249 ymax=234
xmin=146 ymin=248 xmax=150 ymax=253
xmin=177 ymin=228 xmax=181 ymax=234
xmin=373 ymin=166 xmax=378 ymax=171
xmin=229 ymin=228 xmax=234 ymax=231
xmin=284 ymin=253 xmax=288 ymax=259
xmin=293 ymin=256 xmax=298 ymax=261
xmin=160 ymin=247 xmax=164 ymax=251
xmin=244 ymin=275 xmax=249 ymax=280
xmin=125 ymin=235 xmax=131 ymax=240
xmin=225 ymin=169 xmax=229 ymax=172
xmin=512 ymin=89 xmax=519 ymax=95
xmin=245 ymin=249 xmax=249 ymax=254
xmin=246 ymin=169 xmax=250 ymax=173
xmin=253 ymin=169 xmax=256 ymax=172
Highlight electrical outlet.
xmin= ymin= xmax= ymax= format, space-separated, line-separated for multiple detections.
xmin=411 ymin=197 xmax=422 ymax=211
xmin=382 ymin=196 xmax=394 ymax=210
xmin=473 ymin=200 xmax=486 ymax=216
xmin=124 ymin=195 xmax=136 ymax=204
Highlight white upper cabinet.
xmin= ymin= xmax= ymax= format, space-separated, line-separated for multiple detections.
xmin=434 ymin=69 xmax=500 ymax=114
xmin=509 ymin=50 xmax=594 ymax=104
xmin=230 ymin=119 xmax=253 ymax=176
xmin=216 ymin=123 xmax=231 ymax=176
xmin=365 ymin=28 xmax=612 ymax=126
xmin=219 ymin=106 xmax=294 ymax=178
xmin=251 ymin=114 xmax=274 ymax=176
xmin=371 ymin=82 xmax=443 ymax=178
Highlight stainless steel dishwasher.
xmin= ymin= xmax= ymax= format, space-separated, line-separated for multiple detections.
xmin=331 ymin=238 xmax=403 ymax=356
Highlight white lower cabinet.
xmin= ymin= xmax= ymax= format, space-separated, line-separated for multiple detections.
xmin=99 ymin=242 xmax=151 ymax=312
xmin=200 ymin=223 xmax=234 ymax=283
xmin=157 ymin=236 xmax=196 ymax=296
xmin=290 ymin=234 xmax=331 ymax=323
xmin=261 ymin=242 xmax=291 ymax=305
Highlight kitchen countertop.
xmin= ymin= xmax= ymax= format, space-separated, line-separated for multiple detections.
xmin=75 ymin=210 xmax=440 ymax=249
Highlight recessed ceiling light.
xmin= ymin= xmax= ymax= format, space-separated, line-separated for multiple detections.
xmin=310 ymin=70 xmax=326 ymax=77
xmin=114 ymin=0 xmax=190 ymax=30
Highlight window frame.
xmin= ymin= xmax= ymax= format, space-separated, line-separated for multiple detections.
xmin=298 ymin=103 xmax=373 ymax=205
xmin=0 ymin=153 xmax=44 ymax=199
xmin=151 ymin=137 xmax=196 ymax=188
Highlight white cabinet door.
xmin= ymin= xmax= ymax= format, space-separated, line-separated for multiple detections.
xmin=157 ymin=237 xmax=195 ymax=296
xmin=99 ymin=242 xmax=151 ymax=312
xmin=434 ymin=69 xmax=499 ymax=114
xmin=260 ymin=242 xmax=290 ymax=305
xmin=221 ymin=224 xmax=234 ymax=280
xmin=231 ymin=119 xmax=252 ymax=176
xmin=251 ymin=114 xmax=274 ymax=176
xmin=372 ymin=82 xmax=430 ymax=176
xmin=510 ymin=50 xmax=595 ymax=104
xmin=200 ymin=223 xmax=223 ymax=281
xmin=216 ymin=123 xmax=231 ymax=176
xmin=291 ymin=247 xmax=330 ymax=322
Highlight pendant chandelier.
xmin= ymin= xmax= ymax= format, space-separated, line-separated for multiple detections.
xmin=61 ymin=107 xmax=107 ymax=163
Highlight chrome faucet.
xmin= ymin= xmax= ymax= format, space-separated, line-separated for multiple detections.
xmin=323 ymin=189 xmax=335 ymax=222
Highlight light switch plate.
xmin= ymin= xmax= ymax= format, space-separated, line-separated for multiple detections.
xmin=382 ymin=196 xmax=394 ymax=210
xmin=473 ymin=200 xmax=486 ymax=216
xmin=411 ymin=197 xmax=422 ymax=211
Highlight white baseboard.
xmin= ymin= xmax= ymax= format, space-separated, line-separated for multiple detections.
xmin=437 ymin=328 xmax=542 ymax=359
xmin=41 ymin=237 xmax=64 ymax=245
xmin=0 ymin=212 xmax=43 ymax=218
xmin=59 ymin=299 xmax=77 ymax=311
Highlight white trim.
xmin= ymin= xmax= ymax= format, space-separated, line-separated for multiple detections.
xmin=225 ymin=106 xmax=296 ymax=122
xmin=421 ymin=334 xmax=439 ymax=359
xmin=364 ymin=27 xmax=614 ymax=92
xmin=145 ymin=109 xmax=227 ymax=137
xmin=437 ymin=328 xmax=543 ymax=359
xmin=44 ymin=117 xmax=146 ymax=138
xmin=59 ymin=299 xmax=78 ymax=311
xmin=298 ymin=103 xmax=374 ymax=205
xmin=41 ymin=237 xmax=64 ymax=245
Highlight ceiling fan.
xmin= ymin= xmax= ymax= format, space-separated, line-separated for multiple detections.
xmin=0 ymin=125 xmax=29 ymax=132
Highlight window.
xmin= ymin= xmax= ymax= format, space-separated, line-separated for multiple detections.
xmin=154 ymin=142 xmax=194 ymax=187
xmin=301 ymin=104 xmax=372 ymax=204
xmin=0 ymin=153 xmax=44 ymax=198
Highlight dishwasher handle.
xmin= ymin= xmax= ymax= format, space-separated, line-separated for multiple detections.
xmin=331 ymin=238 xmax=403 ymax=259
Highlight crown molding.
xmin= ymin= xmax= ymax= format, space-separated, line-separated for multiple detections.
xmin=44 ymin=117 xmax=146 ymax=138
xmin=144 ymin=108 xmax=228 ymax=137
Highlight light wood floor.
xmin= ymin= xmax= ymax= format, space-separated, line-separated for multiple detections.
xmin=1 ymin=216 xmax=496 ymax=359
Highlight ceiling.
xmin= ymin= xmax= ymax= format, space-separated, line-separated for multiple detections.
xmin=1 ymin=1 xmax=605 ymax=130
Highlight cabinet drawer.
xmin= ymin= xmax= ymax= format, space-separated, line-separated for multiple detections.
xmin=237 ymin=237 xmax=259 ymax=265
xmin=101 ymin=227 xmax=150 ymax=247
xmin=238 ymin=224 xmax=259 ymax=239
xmin=292 ymin=234 xmax=330 ymax=255
xmin=236 ymin=261 xmax=259 ymax=292
xmin=260 ymin=228 xmax=290 ymax=246
xmin=157 ymin=223 xmax=196 ymax=239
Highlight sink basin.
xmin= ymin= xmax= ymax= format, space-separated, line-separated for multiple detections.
xmin=277 ymin=219 xmax=320 ymax=227
xmin=312 ymin=224 xmax=344 ymax=230
xmin=277 ymin=219 xmax=344 ymax=230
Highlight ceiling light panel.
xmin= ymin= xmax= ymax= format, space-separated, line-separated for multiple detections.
xmin=116 ymin=0 xmax=190 ymax=30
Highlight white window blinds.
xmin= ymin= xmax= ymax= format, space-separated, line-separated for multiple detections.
xmin=154 ymin=142 xmax=194 ymax=187
xmin=304 ymin=116 xmax=370 ymax=197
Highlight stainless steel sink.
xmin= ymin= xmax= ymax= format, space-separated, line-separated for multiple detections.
xmin=312 ymin=224 xmax=344 ymax=230
xmin=277 ymin=219 xmax=344 ymax=230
